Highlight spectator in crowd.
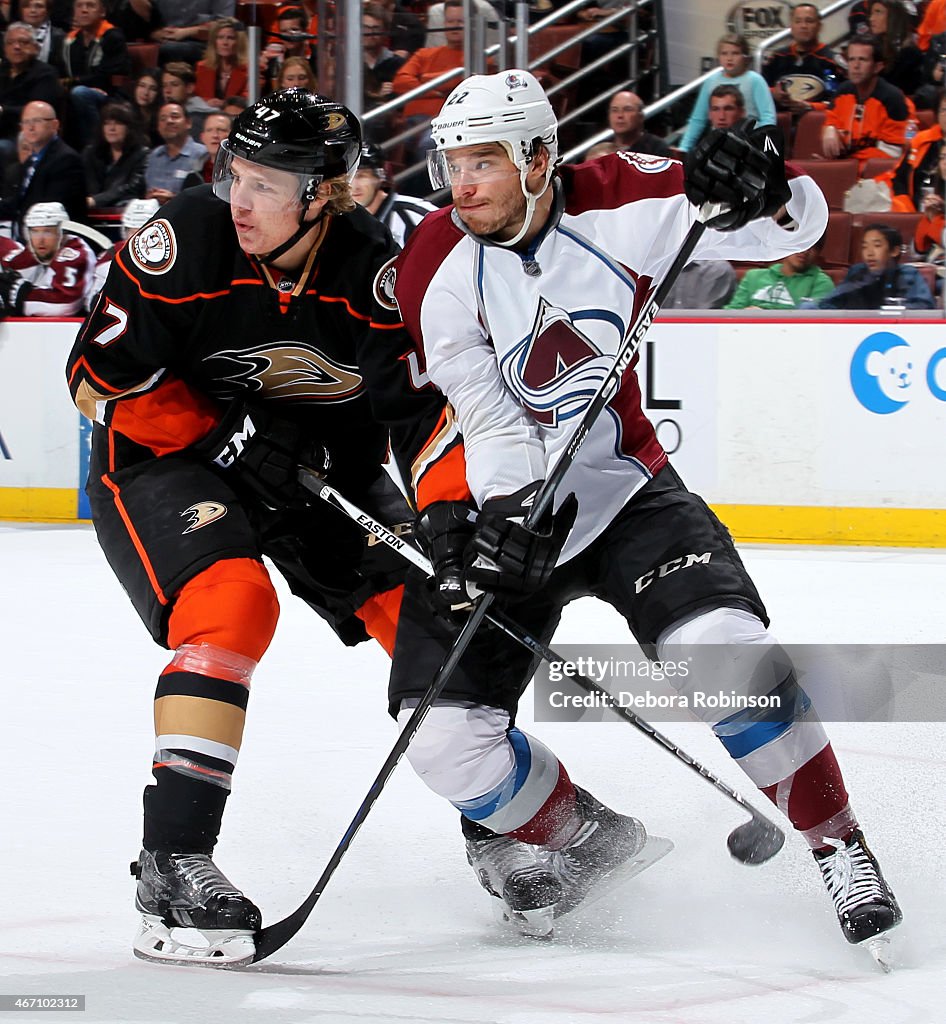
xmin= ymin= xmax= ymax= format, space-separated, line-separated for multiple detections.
xmin=726 ymin=242 xmax=834 ymax=309
xmin=0 ymin=100 xmax=85 ymax=228
xmin=888 ymin=88 xmax=946 ymax=210
xmin=393 ymin=2 xmax=492 ymax=172
xmin=919 ymin=0 xmax=946 ymax=51
xmin=678 ymin=34 xmax=776 ymax=151
xmin=275 ymin=55 xmax=316 ymax=91
xmin=584 ymin=140 xmax=619 ymax=160
xmin=602 ymin=88 xmax=671 ymax=157
xmin=817 ymin=223 xmax=935 ymax=308
xmin=131 ymin=68 xmax=161 ymax=146
xmin=221 ymin=95 xmax=248 ymax=118
xmin=20 ymin=0 xmax=65 ymax=74
xmin=61 ymin=0 xmax=131 ymax=149
xmin=0 ymin=23 xmax=64 ymax=149
xmin=83 ymin=100 xmax=147 ymax=211
xmin=350 ymin=141 xmax=436 ymax=248
xmin=195 ymin=17 xmax=250 ymax=108
xmin=1 ymin=130 xmax=31 ymax=201
xmin=425 ymin=0 xmax=497 ymax=47
xmin=144 ymin=101 xmax=207 ymax=205
xmin=151 ymin=0 xmax=236 ymax=66
xmin=259 ymin=5 xmax=314 ymax=95
xmin=849 ymin=0 xmax=872 ymax=37
xmin=376 ymin=0 xmax=425 ymax=57
xmin=162 ymin=61 xmax=215 ymax=137
xmin=822 ymin=36 xmax=911 ymax=166
xmin=763 ymin=3 xmax=845 ymax=112
xmin=88 ymin=195 xmax=158 ymax=307
xmin=913 ymin=143 xmax=946 ymax=259
xmin=363 ymin=2 xmax=404 ymax=126
xmin=0 ymin=200 xmax=96 ymax=315
xmin=663 ymin=260 xmax=737 ymax=309
xmin=869 ymin=0 xmax=924 ymax=98
xmin=181 ymin=109 xmax=229 ymax=187
xmin=706 ymin=84 xmax=746 ymax=133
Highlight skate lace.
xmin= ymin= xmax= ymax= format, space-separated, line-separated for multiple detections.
xmin=170 ymin=854 xmax=242 ymax=899
xmin=818 ymin=836 xmax=885 ymax=912
xmin=479 ymin=837 xmax=545 ymax=879
xmin=543 ymin=821 xmax=599 ymax=885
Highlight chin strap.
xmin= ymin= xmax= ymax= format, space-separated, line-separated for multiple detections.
xmin=494 ymin=165 xmax=553 ymax=250
xmin=257 ymin=206 xmax=323 ymax=265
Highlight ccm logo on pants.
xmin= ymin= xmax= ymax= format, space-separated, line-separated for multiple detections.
xmin=635 ymin=552 xmax=712 ymax=594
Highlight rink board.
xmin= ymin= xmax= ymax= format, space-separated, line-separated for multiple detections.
xmin=1 ymin=315 xmax=944 ymax=546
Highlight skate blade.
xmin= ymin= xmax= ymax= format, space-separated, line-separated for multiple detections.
xmin=133 ymin=914 xmax=256 ymax=969
xmin=861 ymin=932 xmax=896 ymax=973
xmin=555 ymin=834 xmax=674 ymax=919
xmin=491 ymin=897 xmax=556 ymax=939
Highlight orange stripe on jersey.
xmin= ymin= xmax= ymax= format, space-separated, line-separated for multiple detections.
xmin=416 ymin=443 xmax=471 ymax=508
xmin=101 ymin=474 xmax=169 ymax=605
xmin=355 ymin=585 xmax=403 ymax=657
xmin=115 ymin=249 xmax=262 ymax=303
xmin=369 ymin=320 xmax=406 ymax=330
xmin=317 ymin=293 xmax=371 ymax=320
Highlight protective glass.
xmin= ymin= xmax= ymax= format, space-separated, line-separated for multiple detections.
xmin=427 ymin=148 xmax=519 ymax=190
xmin=212 ymin=142 xmax=317 ymax=210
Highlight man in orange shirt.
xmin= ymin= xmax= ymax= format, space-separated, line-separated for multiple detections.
xmin=392 ymin=2 xmax=492 ymax=175
xmin=821 ymin=35 xmax=911 ymax=167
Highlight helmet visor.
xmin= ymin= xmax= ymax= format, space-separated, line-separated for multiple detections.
xmin=212 ymin=141 xmax=318 ymax=211
xmin=427 ymin=147 xmax=520 ymax=190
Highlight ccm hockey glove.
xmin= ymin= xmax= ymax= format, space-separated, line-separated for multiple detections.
xmin=414 ymin=501 xmax=478 ymax=616
xmin=0 ymin=269 xmax=32 ymax=316
xmin=195 ymin=400 xmax=332 ymax=508
xmin=684 ymin=118 xmax=791 ymax=231
xmin=467 ymin=485 xmax=578 ymax=598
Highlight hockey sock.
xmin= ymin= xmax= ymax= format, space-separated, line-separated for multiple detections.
xmin=145 ymin=642 xmax=257 ymax=852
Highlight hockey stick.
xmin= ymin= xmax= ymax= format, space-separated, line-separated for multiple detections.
xmin=251 ymin=218 xmax=708 ymax=964
xmin=314 ymin=480 xmax=785 ymax=866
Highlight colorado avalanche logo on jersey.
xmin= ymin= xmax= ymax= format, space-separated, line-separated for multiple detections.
xmin=209 ymin=344 xmax=364 ymax=401
xmin=502 ymin=298 xmax=616 ymax=426
xmin=616 ymin=151 xmax=674 ymax=174
xmin=129 ymin=219 xmax=176 ymax=275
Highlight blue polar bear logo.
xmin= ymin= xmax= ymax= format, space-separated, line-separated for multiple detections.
xmin=850 ymin=332 xmax=913 ymax=414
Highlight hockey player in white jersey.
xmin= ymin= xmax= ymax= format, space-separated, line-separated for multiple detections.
xmin=388 ymin=69 xmax=900 ymax=960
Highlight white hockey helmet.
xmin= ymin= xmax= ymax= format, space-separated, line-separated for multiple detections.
xmin=23 ymin=201 xmax=69 ymax=230
xmin=429 ymin=70 xmax=559 ymax=247
xmin=23 ymin=201 xmax=69 ymax=261
xmin=121 ymin=198 xmax=160 ymax=237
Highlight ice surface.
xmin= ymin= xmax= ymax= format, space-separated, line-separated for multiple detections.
xmin=1 ymin=524 xmax=944 ymax=1023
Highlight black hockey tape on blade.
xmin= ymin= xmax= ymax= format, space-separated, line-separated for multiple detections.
xmin=726 ymin=819 xmax=786 ymax=865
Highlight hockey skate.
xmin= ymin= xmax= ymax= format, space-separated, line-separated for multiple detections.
xmin=814 ymin=829 xmax=902 ymax=971
xmin=131 ymin=849 xmax=261 ymax=968
xmin=546 ymin=787 xmax=656 ymax=918
xmin=465 ymin=833 xmax=563 ymax=938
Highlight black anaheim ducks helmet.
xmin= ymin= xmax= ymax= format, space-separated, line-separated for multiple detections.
xmin=213 ymin=88 xmax=362 ymax=205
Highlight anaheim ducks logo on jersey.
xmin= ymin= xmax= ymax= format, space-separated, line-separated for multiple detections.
xmin=181 ymin=501 xmax=228 ymax=534
xmin=129 ymin=219 xmax=176 ymax=275
xmin=209 ymin=343 xmax=364 ymax=401
xmin=502 ymin=298 xmax=614 ymax=427
xmin=373 ymin=257 xmax=399 ymax=311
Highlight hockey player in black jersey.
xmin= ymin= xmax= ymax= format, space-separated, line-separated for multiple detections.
xmin=66 ymin=89 xmax=450 ymax=967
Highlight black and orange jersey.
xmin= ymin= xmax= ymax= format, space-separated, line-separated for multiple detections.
xmin=823 ymin=78 xmax=911 ymax=162
xmin=762 ymin=42 xmax=846 ymax=101
xmin=67 ymin=184 xmax=454 ymax=500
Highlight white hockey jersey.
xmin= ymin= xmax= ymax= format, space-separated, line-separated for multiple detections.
xmin=393 ymin=152 xmax=828 ymax=562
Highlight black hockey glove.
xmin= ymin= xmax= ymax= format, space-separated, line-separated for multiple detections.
xmin=194 ymin=400 xmax=332 ymax=509
xmin=466 ymin=486 xmax=578 ymax=598
xmin=0 ymin=268 xmax=32 ymax=316
xmin=684 ymin=119 xmax=792 ymax=231
xmin=414 ymin=500 xmax=478 ymax=617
